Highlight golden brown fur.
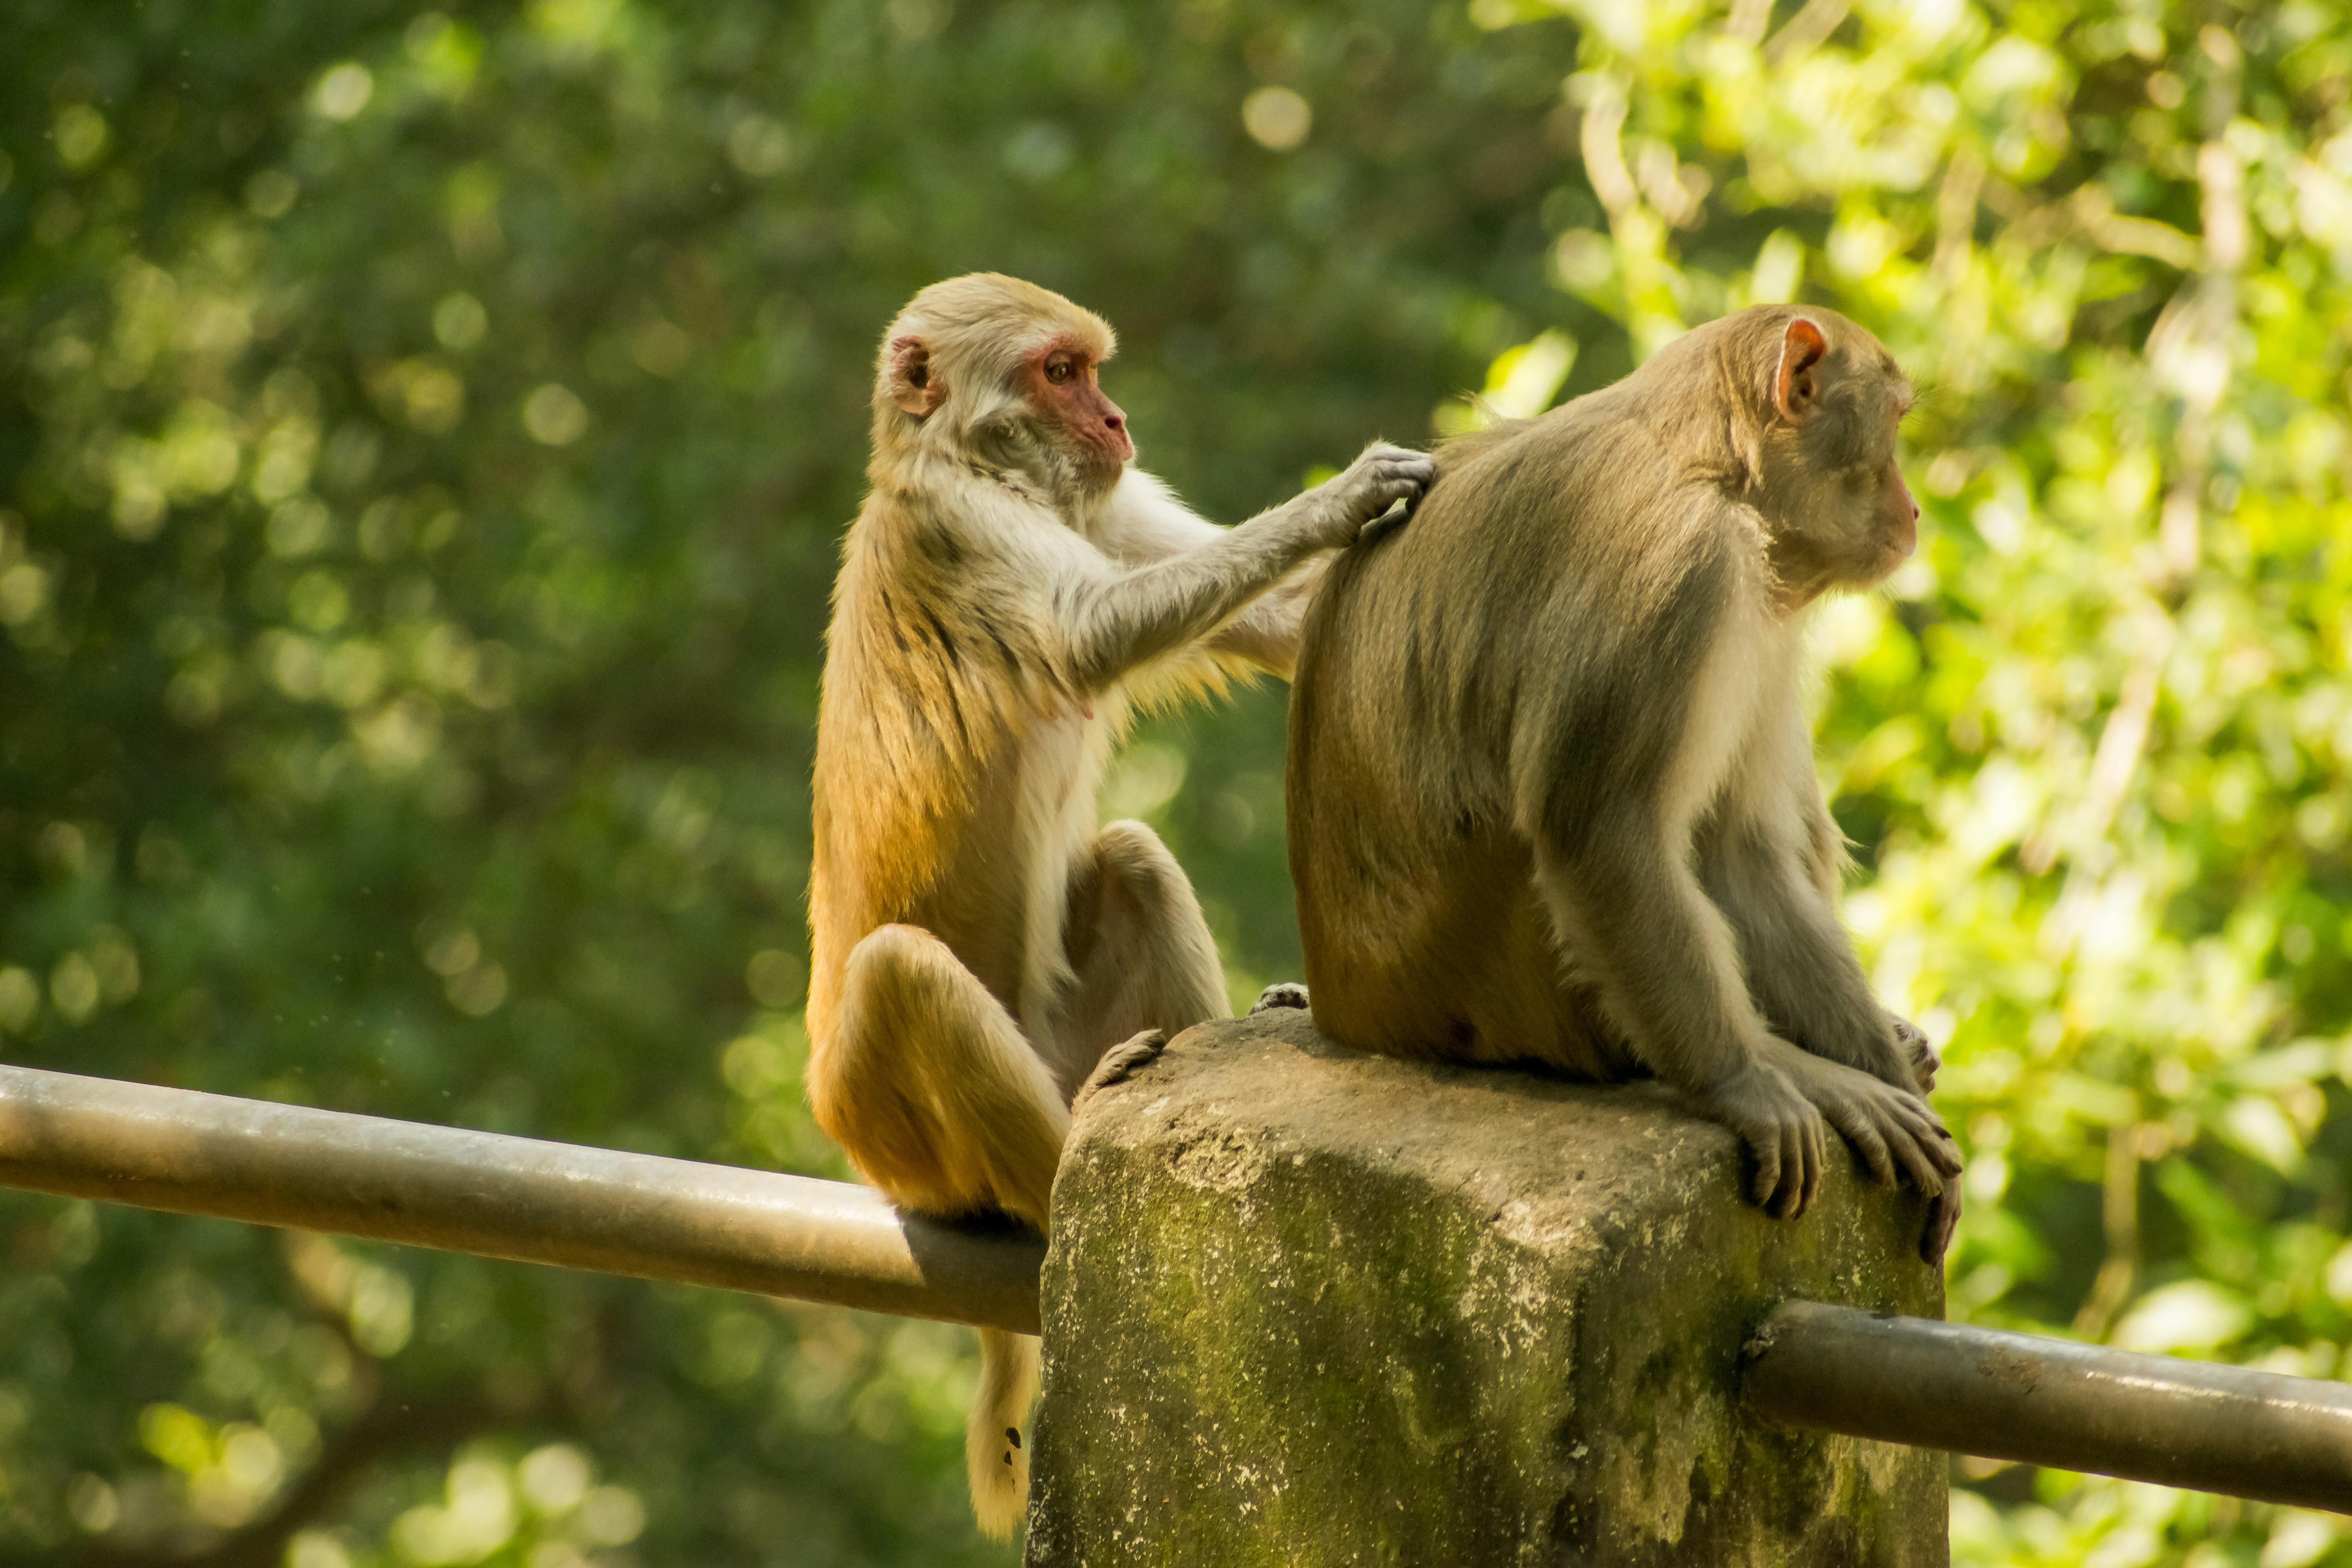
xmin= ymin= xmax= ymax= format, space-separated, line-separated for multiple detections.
xmin=805 ymin=274 xmax=1431 ymax=1535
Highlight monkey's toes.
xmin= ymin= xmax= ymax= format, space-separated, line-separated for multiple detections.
xmin=1072 ymin=1028 xmax=1169 ymax=1115
xmin=1891 ymin=1015 xmax=1941 ymax=1094
xmin=1922 ymin=1183 xmax=1963 ymax=1265
xmin=1749 ymin=1131 xmax=1811 ymax=1220
xmin=1249 ymin=981 xmax=1310 ymax=1015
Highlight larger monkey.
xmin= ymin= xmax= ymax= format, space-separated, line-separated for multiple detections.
xmin=1289 ymin=304 xmax=1963 ymax=1262
xmin=806 ymin=274 xmax=1431 ymax=1537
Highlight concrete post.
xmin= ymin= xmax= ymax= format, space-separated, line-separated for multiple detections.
xmin=1027 ymin=1008 xmax=1945 ymax=1566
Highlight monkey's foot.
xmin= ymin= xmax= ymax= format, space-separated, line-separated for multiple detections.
xmin=1922 ymin=1179 xmax=1964 ymax=1266
xmin=1073 ymin=1029 xmax=1168 ymax=1116
xmin=1889 ymin=1014 xmax=1940 ymax=1096
xmin=1249 ymin=981 xmax=1310 ymax=1014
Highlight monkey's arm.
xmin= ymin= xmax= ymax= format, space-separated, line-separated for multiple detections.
xmin=1063 ymin=448 xmax=1428 ymax=690
xmin=1680 ymin=722 xmax=1962 ymax=1244
xmin=1529 ymin=816 xmax=1826 ymax=1218
xmin=1204 ymin=557 xmax=1327 ymax=679
xmin=1697 ymin=744 xmax=1915 ymax=1091
xmin=1094 ymin=472 xmax=1331 ymax=679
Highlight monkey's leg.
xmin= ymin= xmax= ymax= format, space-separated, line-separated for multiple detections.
xmin=1699 ymin=821 xmax=1915 ymax=1091
xmin=1049 ymin=818 xmax=1229 ymax=1098
xmin=1697 ymin=823 xmax=1962 ymax=1245
xmin=826 ymin=923 xmax=1069 ymax=1229
xmin=825 ymin=924 xmax=1065 ymax=1541
xmin=1531 ymin=833 xmax=1826 ymax=1218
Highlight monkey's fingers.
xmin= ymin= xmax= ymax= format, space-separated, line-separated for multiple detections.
xmin=1890 ymin=1099 xmax=1965 ymax=1178
xmin=1881 ymin=1123 xmax=1948 ymax=1199
xmin=1747 ymin=1129 xmax=1786 ymax=1215
xmin=1773 ymin=1125 xmax=1806 ymax=1218
xmin=1823 ymin=1103 xmax=1899 ymax=1187
xmin=1768 ymin=1116 xmax=1814 ymax=1219
xmin=1357 ymin=449 xmax=1436 ymax=489
xmin=1796 ymin=1111 xmax=1825 ymax=1217
xmin=1346 ymin=446 xmax=1432 ymax=472
xmin=1357 ymin=499 xmax=1414 ymax=546
xmin=1366 ymin=473 xmax=1432 ymax=510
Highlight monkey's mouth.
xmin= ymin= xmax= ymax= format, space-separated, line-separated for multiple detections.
xmin=1076 ymin=446 xmax=1130 ymax=486
xmin=1883 ymin=510 xmax=1917 ymax=562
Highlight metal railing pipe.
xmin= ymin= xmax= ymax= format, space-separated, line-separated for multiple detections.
xmin=1746 ymin=1300 xmax=2352 ymax=1513
xmin=16 ymin=1064 xmax=2352 ymax=1514
xmin=0 ymin=1063 xmax=1043 ymax=1334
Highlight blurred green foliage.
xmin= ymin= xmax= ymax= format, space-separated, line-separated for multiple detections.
xmin=1 ymin=0 xmax=2348 ymax=1563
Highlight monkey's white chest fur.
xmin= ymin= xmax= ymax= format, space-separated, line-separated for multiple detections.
xmin=1009 ymin=704 xmax=1117 ymax=1037
xmin=1665 ymin=600 xmax=1808 ymax=840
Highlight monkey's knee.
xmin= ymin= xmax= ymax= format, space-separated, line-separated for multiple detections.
xmin=1091 ymin=820 xmax=1222 ymax=978
xmin=1053 ymin=820 xmax=1227 ymax=1071
xmin=1091 ymin=818 xmax=1192 ymax=906
xmin=846 ymin=920 xmax=944 ymax=977
xmin=1067 ymin=819 xmax=1211 ymax=965
xmin=837 ymin=923 xmax=1033 ymax=1091
xmin=818 ymin=927 xmax=954 ymax=1174
xmin=827 ymin=923 xmax=1065 ymax=1221
xmin=840 ymin=924 xmax=969 ymax=1029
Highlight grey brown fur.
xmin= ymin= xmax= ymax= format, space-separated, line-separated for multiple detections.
xmin=1287 ymin=303 xmax=1960 ymax=1262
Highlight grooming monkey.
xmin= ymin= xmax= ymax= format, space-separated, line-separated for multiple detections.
xmin=805 ymin=273 xmax=1432 ymax=1537
xmin=1288 ymin=304 xmax=1964 ymax=1262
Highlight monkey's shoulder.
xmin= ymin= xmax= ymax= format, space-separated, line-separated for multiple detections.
xmin=846 ymin=484 xmax=1097 ymax=606
xmin=1441 ymin=399 xmax=1674 ymax=497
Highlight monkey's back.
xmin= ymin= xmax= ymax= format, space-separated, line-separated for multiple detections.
xmin=1287 ymin=387 xmax=1733 ymax=1079
xmin=806 ymin=481 xmax=1084 ymax=1058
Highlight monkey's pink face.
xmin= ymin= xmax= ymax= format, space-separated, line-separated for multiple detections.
xmin=1022 ymin=338 xmax=1132 ymax=483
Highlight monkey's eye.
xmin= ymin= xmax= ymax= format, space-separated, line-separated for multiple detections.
xmin=1044 ymin=358 xmax=1074 ymax=385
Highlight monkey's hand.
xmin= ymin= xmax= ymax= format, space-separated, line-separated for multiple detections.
xmin=1760 ymin=1036 xmax=1964 ymax=1264
xmin=1687 ymin=1056 xmax=1825 ymax=1221
xmin=1889 ymin=1014 xmax=1940 ymax=1096
xmin=1299 ymin=443 xmax=1436 ymax=550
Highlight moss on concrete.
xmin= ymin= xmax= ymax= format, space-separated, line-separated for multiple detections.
xmin=1025 ymin=1011 xmax=1944 ymax=1566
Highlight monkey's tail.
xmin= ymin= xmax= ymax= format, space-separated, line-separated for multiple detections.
xmin=967 ymin=1326 xmax=1041 ymax=1540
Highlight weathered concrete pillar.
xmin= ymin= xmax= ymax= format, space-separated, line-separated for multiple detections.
xmin=1026 ymin=1008 xmax=1945 ymax=1566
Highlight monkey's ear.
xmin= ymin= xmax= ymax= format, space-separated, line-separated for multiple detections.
xmin=1773 ymin=318 xmax=1828 ymax=423
xmin=888 ymin=335 xmax=945 ymax=417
